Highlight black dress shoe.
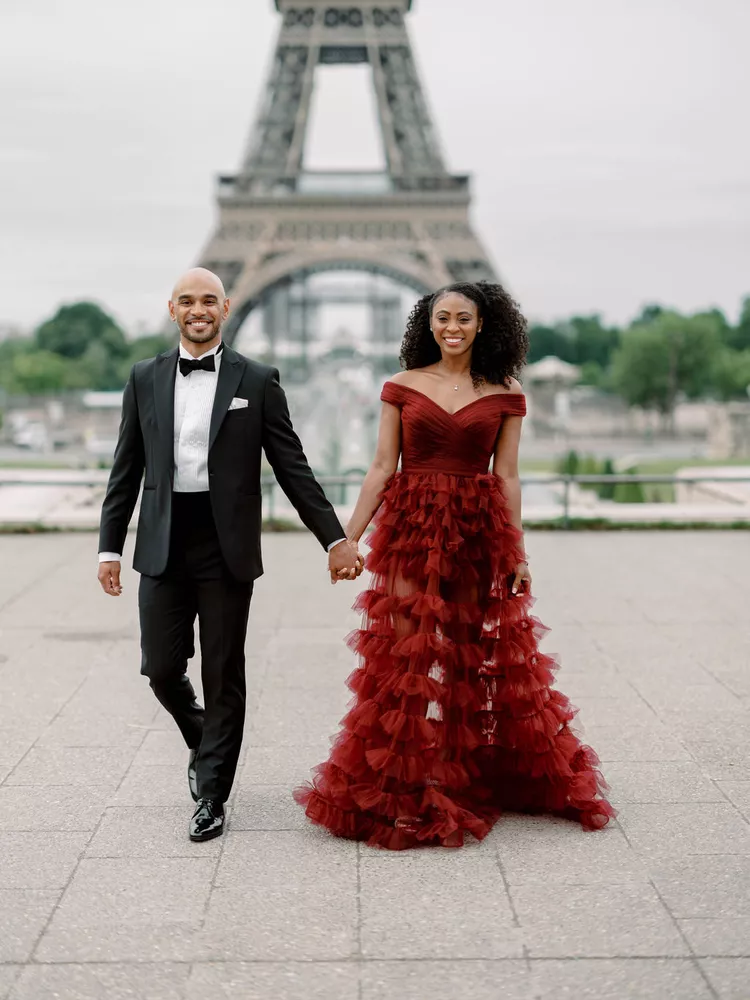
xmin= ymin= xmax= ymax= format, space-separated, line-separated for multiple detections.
xmin=188 ymin=749 xmax=199 ymax=802
xmin=189 ymin=798 xmax=225 ymax=842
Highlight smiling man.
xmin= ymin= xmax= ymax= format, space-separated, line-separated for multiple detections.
xmin=97 ymin=267 xmax=362 ymax=842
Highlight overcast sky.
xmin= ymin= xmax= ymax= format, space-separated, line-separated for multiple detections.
xmin=1 ymin=0 xmax=748 ymax=333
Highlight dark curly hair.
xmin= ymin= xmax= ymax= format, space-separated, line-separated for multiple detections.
xmin=399 ymin=281 xmax=529 ymax=387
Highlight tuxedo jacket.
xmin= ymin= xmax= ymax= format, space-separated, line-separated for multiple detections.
xmin=99 ymin=344 xmax=345 ymax=582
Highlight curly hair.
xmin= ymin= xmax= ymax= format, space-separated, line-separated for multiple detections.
xmin=399 ymin=281 xmax=529 ymax=387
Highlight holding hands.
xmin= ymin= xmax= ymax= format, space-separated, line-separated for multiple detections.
xmin=328 ymin=540 xmax=364 ymax=584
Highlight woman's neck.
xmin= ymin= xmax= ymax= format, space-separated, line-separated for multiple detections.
xmin=438 ymin=356 xmax=472 ymax=378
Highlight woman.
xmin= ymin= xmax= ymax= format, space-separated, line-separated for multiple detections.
xmin=294 ymin=281 xmax=614 ymax=849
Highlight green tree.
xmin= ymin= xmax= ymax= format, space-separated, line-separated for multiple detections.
xmin=126 ymin=333 xmax=174 ymax=364
xmin=578 ymin=360 xmax=606 ymax=387
xmin=726 ymin=296 xmax=750 ymax=352
xmin=527 ymin=324 xmax=575 ymax=364
xmin=556 ymin=450 xmax=580 ymax=475
xmin=2 ymin=350 xmax=69 ymax=394
xmin=564 ymin=315 xmax=621 ymax=368
xmin=610 ymin=312 xmax=721 ymax=428
xmin=712 ymin=348 xmax=750 ymax=400
xmin=115 ymin=333 xmax=176 ymax=386
xmin=632 ymin=304 xmax=666 ymax=327
xmin=36 ymin=302 xmax=128 ymax=361
xmin=597 ymin=458 xmax=617 ymax=500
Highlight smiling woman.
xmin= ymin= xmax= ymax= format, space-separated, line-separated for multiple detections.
xmin=294 ymin=280 xmax=615 ymax=849
xmin=400 ymin=281 xmax=529 ymax=390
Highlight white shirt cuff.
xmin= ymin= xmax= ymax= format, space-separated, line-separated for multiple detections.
xmin=327 ymin=538 xmax=347 ymax=552
xmin=98 ymin=552 xmax=122 ymax=563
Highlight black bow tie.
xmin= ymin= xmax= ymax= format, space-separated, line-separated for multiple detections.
xmin=179 ymin=344 xmax=223 ymax=377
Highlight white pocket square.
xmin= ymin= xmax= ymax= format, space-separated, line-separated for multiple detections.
xmin=228 ymin=397 xmax=249 ymax=410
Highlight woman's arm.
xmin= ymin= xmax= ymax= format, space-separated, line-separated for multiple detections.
xmin=345 ymin=401 xmax=402 ymax=544
xmin=493 ymin=414 xmax=530 ymax=591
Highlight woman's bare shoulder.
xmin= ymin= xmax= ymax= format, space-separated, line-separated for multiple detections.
xmin=388 ymin=368 xmax=433 ymax=387
xmin=484 ymin=376 xmax=524 ymax=396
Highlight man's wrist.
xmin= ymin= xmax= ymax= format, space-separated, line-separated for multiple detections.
xmin=326 ymin=538 xmax=347 ymax=553
xmin=98 ymin=552 xmax=122 ymax=563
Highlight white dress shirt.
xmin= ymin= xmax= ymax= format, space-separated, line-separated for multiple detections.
xmin=173 ymin=341 xmax=222 ymax=493
xmin=99 ymin=342 xmax=345 ymax=562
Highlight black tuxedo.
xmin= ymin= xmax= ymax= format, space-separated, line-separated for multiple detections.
xmin=100 ymin=344 xmax=345 ymax=802
xmin=99 ymin=344 xmax=344 ymax=580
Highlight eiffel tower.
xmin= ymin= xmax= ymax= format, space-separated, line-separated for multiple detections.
xmin=197 ymin=0 xmax=497 ymax=367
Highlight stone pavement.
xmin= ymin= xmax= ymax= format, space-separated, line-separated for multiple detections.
xmin=0 ymin=531 xmax=749 ymax=1000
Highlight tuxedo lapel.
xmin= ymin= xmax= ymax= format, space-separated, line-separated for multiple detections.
xmin=154 ymin=348 xmax=178 ymax=481
xmin=209 ymin=346 xmax=244 ymax=453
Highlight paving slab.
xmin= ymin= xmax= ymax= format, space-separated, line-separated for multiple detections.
xmin=35 ymin=857 xmax=215 ymax=963
xmin=528 ymin=958 xmax=712 ymax=998
xmin=186 ymin=962 xmax=361 ymax=1000
xmin=9 ymin=964 xmax=191 ymax=1000
xmin=0 ymin=530 xmax=749 ymax=997
xmin=361 ymin=960 xmax=530 ymax=1000
xmin=0 ymin=968 xmax=20 ymax=1000
xmin=617 ymin=802 xmax=750 ymax=857
xmin=494 ymin=815 xmax=645 ymax=885
xmin=198 ymin=831 xmax=357 ymax=961
xmin=360 ymin=848 xmax=522 ymax=959
xmin=699 ymin=958 xmax=750 ymax=999
xmin=0 ymin=832 xmax=89 ymax=889
xmin=0 ymin=889 xmax=61 ymax=962
xmin=512 ymin=882 xmax=689 ymax=957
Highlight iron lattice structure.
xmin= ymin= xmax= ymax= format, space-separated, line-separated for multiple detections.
xmin=197 ymin=0 xmax=497 ymax=345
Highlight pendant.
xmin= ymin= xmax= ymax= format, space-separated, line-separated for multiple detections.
xmin=453 ymin=385 xmax=459 ymax=391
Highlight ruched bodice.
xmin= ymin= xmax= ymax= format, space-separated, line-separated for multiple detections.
xmin=380 ymin=381 xmax=527 ymax=476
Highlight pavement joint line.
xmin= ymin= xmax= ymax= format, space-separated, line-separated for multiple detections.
xmin=26 ymin=731 xmax=150 ymax=964
xmin=699 ymin=662 xmax=748 ymax=702
xmin=199 ymin=787 xmax=234 ymax=929
xmin=355 ymin=841 xmax=363 ymax=962
xmin=647 ymin=877 xmax=721 ymax=1000
xmin=8 ymin=956 xmax=730 ymax=966
xmin=709 ymin=778 xmax=750 ymax=830
xmin=493 ymin=842 xmax=520 ymax=929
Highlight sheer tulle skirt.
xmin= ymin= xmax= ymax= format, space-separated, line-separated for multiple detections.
xmin=294 ymin=471 xmax=615 ymax=849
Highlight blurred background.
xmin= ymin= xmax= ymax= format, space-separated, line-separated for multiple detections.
xmin=0 ymin=0 xmax=748 ymax=524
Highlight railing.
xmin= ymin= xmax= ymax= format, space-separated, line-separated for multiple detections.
xmin=262 ymin=473 xmax=750 ymax=528
xmin=1 ymin=472 xmax=750 ymax=529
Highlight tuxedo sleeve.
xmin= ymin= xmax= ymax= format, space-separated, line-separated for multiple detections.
xmin=98 ymin=367 xmax=145 ymax=556
xmin=261 ymin=367 xmax=345 ymax=550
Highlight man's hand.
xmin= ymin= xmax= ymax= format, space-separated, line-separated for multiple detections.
xmin=328 ymin=541 xmax=363 ymax=584
xmin=98 ymin=561 xmax=123 ymax=597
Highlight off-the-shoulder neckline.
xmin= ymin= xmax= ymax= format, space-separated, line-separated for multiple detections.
xmin=383 ymin=380 xmax=525 ymax=418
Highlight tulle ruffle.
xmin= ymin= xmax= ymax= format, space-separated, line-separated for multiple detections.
xmin=294 ymin=471 xmax=615 ymax=849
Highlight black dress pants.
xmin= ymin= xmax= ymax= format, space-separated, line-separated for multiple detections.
xmin=138 ymin=492 xmax=253 ymax=803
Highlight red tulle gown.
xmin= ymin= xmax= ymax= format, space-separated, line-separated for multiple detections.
xmin=294 ymin=382 xmax=615 ymax=849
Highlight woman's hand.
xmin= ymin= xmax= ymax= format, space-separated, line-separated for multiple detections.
xmin=329 ymin=540 xmax=360 ymax=583
xmin=334 ymin=542 xmax=365 ymax=582
xmin=511 ymin=560 xmax=531 ymax=596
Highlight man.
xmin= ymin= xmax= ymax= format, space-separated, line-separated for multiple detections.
xmin=98 ymin=268 xmax=361 ymax=842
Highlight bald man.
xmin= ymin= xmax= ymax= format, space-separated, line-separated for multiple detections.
xmin=98 ymin=268 xmax=361 ymax=841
